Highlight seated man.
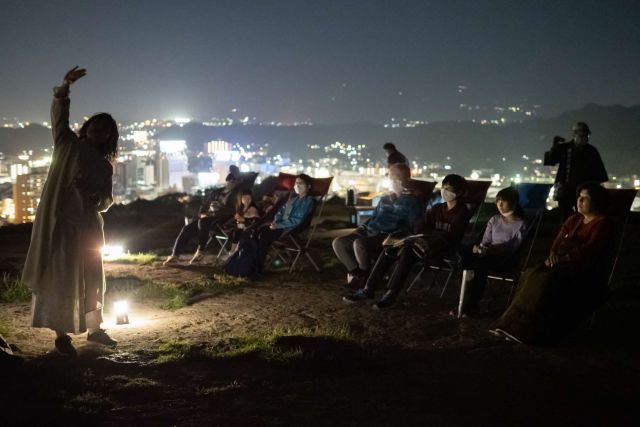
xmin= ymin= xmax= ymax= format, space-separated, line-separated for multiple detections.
xmin=332 ymin=163 xmax=421 ymax=288
xmin=163 ymin=173 xmax=242 ymax=265
xmin=255 ymin=174 xmax=316 ymax=273
xmin=344 ymin=174 xmax=470 ymax=308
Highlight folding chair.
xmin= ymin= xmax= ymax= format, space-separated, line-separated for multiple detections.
xmin=602 ymin=189 xmax=638 ymax=289
xmin=455 ymin=183 xmax=552 ymax=318
xmin=268 ymin=176 xmax=334 ymax=273
xmin=406 ymin=180 xmax=492 ymax=296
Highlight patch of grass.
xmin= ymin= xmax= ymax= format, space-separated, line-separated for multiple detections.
xmin=0 ymin=272 xmax=31 ymax=303
xmin=104 ymin=252 xmax=158 ymax=264
xmin=135 ymin=276 xmax=246 ymax=310
xmin=103 ymin=375 xmax=159 ymax=389
xmin=152 ymin=326 xmax=353 ymax=365
xmin=66 ymin=392 xmax=114 ymax=414
xmin=0 ymin=315 xmax=11 ymax=336
xmin=196 ymin=379 xmax=244 ymax=396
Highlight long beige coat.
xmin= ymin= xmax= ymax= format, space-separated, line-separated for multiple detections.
xmin=22 ymin=84 xmax=113 ymax=334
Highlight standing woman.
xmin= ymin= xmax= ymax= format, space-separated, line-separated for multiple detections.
xmin=22 ymin=67 xmax=119 ymax=355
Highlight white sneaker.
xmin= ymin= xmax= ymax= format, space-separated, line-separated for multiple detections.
xmin=189 ymin=250 xmax=205 ymax=265
xmin=163 ymin=255 xmax=178 ymax=266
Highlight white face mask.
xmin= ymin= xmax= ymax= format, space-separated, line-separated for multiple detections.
xmin=390 ymin=180 xmax=403 ymax=195
xmin=441 ymin=188 xmax=456 ymax=202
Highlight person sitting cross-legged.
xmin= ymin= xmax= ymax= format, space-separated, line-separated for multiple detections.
xmin=454 ymin=186 xmax=527 ymax=317
xmin=344 ymin=174 xmax=470 ymax=309
xmin=332 ymin=163 xmax=421 ymax=289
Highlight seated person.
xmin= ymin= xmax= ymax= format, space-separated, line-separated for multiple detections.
xmin=332 ymin=163 xmax=421 ymax=287
xmin=226 ymin=189 xmax=262 ymax=256
xmin=455 ymin=186 xmax=527 ymax=317
xmin=255 ymin=174 xmax=315 ymax=273
xmin=491 ymin=182 xmax=613 ymax=344
xmin=344 ymin=174 xmax=470 ymax=308
xmin=163 ymin=174 xmax=241 ymax=265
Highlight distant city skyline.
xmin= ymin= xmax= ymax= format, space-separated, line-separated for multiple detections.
xmin=1 ymin=0 xmax=640 ymax=124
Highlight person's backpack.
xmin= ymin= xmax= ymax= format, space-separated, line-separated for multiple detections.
xmin=224 ymin=236 xmax=258 ymax=277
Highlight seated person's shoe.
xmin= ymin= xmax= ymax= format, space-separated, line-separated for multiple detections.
xmin=54 ymin=335 xmax=77 ymax=356
xmin=163 ymin=255 xmax=178 ymax=266
xmin=189 ymin=250 xmax=205 ymax=265
xmin=343 ymin=289 xmax=373 ymax=304
xmin=87 ymin=329 xmax=118 ymax=347
xmin=373 ymin=290 xmax=397 ymax=310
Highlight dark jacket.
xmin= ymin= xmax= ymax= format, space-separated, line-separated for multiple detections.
xmin=544 ymin=142 xmax=608 ymax=192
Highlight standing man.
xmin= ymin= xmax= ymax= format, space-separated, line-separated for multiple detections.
xmin=383 ymin=142 xmax=409 ymax=169
xmin=544 ymin=122 xmax=608 ymax=217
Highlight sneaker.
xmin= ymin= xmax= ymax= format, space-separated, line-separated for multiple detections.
xmin=189 ymin=250 xmax=205 ymax=265
xmin=54 ymin=335 xmax=77 ymax=356
xmin=163 ymin=255 xmax=178 ymax=266
xmin=342 ymin=289 xmax=373 ymax=304
xmin=87 ymin=329 xmax=118 ymax=347
xmin=373 ymin=290 xmax=397 ymax=310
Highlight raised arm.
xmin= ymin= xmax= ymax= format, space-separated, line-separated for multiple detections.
xmin=51 ymin=66 xmax=86 ymax=146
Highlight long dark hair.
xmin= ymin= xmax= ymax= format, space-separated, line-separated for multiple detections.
xmin=235 ymin=188 xmax=255 ymax=214
xmin=78 ymin=113 xmax=119 ymax=162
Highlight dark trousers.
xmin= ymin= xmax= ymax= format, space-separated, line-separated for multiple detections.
xmin=172 ymin=215 xmax=230 ymax=256
xmin=364 ymin=242 xmax=420 ymax=295
xmin=256 ymin=226 xmax=285 ymax=272
xmin=460 ymin=248 xmax=513 ymax=311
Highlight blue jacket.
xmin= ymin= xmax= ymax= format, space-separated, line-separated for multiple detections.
xmin=364 ymin=191 xmax=421 ymax=235
xmin=273 ymin=195 xmax=315 ymax=230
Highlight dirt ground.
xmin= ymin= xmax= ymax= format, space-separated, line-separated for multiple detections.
xmin=2 ymin=211 xmax=640 ymax=426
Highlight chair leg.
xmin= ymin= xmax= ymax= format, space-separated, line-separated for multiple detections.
xmin=457 ymin=270 xmax=472 ymax=319
xmin=440 ymin=270 xmax=455 ymax=298
xmin=289 ymin=250 xmax=302 ymax=273
xmin=216 ymin=238 xmax=229 ymax=258
xmin=406 ymin=267 xmax=425 ymax=293
xmin=305 ymin=251 xmax=321 ymax=272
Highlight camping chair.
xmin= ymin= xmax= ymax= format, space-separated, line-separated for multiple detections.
xmin=455 ymin=183 xmax=552 ymax=318
xmin=406 ymin=180 xmax=492 ymax=296
xmin=206 ymin=174 xmax=264 ymax=259
xmin=603 ymin=189 xmax=638 ymax=289
xmin=268 ymin=176 xmax=334 ymax=273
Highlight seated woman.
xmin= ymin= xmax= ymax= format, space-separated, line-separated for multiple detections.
xmin=255 ymin=174 xmax=315 ymax=273
xmin=491 ymin=182 xmax=613 ymax=344
xmin=226 ymin=189 xmax=262 ymax=256
xmin=344 ymin=174 xmax=470 ymax=308
xmin=455 ymin=186 xmax=527 ymax=317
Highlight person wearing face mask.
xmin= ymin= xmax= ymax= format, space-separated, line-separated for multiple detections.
xmin=254 ymin=174 xmax=315 ymax=274
xmin=491 ymin=182 xmax=613 ymax=344
xmin=163 ymin=173 xmax=242 ymax=266
xmin=544 ymin=122 xmax=608 ymax=218
xmin=344 ymin=174 xmax=470 ymax=308
xmin=332 ymin=163 xmax=421 ymax=289
xmin=453 ymin=186 xmax=527 ymax=317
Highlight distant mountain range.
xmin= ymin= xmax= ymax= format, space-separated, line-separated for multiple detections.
xmin=2 ymin=104 xmax=639 ymax=175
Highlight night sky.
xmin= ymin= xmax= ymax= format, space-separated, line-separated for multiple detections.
xmin=1 ymin=0 xmax=639 ymax=123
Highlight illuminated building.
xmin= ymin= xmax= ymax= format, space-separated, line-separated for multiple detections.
xmin=12 ymin=167 xmax=47 ymax=224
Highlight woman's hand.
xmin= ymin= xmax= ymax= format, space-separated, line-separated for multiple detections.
xmin=472 ymin=244 xmax=480 ymax=254
xmin=63 ymin=66 xmax=87 ymax=85
xmin=545 ymin=252 xmax=560 ymax=267
xmin=269 ymin=223 xmax=277 ymax=230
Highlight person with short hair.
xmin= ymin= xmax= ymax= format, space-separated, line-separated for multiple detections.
xmin=332 ymin=163 xmax=421 ymax=288
xmin=255 ymin=174 xmax=316 ymax=273
xmin=491 ymin=182 xmax=613 ymax=344
xmin=544 ymin=122 xmax=608 ymax=217
xmin=383 ymin=142 xmax=409 ymax=169
xmin=21 ymin=66 xmax=119 ymax=355
xmin=164 ymin=173 xmax=242 ymax=265
xmin=343 ymin=174 xmax=471 ymax=308
xmin=455 ymin=186 xmax=527 ymax=317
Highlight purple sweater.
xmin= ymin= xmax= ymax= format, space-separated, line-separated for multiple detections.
xmin=480 ymin=214 xmax=527 ymax=255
